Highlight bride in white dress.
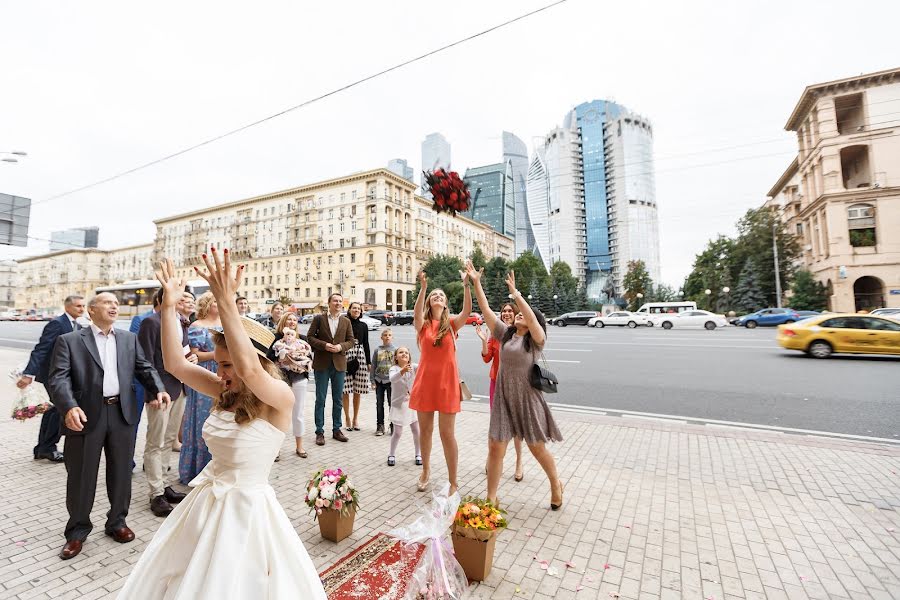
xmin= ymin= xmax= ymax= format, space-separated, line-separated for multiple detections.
xmin=118 ymin=251 xmax=327 ymax=600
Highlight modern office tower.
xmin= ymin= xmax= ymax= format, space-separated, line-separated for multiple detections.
xmin=49 ymin=226 xmax=99 ymax=252
xmin=387 ymin=159 xmax=415 ymax=182
xmin=462 ymin=162 xmax=516 ymax=239
xmin=502 ymin=132 xmax=532 ymax=257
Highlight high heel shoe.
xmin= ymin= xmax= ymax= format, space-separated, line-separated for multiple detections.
xmin=416 ymin=476 xmax=430 ymax=492
xmin=550 ymin=480 xmax=564 ymax=511
xmin=514 ymin=467 xmax=524 ymax=482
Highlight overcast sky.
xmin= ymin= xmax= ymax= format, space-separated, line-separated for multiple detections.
xmin=2 ymin=0 xmax=898 ymax=285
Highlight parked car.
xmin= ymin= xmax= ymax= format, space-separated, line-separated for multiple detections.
xmin=795 ymin=310 xmax=821 ymax=320
xmin=391 ymin=310 xmax=414 ymax=325
xmin=363 ymin=310 xmax=394 ymax=325
xmin=465 ymin=313 xmax=483 ymax=326
xmin=777 ymin=313 xmax=900 ymax=358
xmin=299 ymin=313 xmax=317 ymax=324
xmin=655 ymin=310 xmax=729 ymax=330
xmin=359 ymin=315 xmax=382 ymax=331
xmin=735 ymin=308 xmax=801 ymax=329
xmin=588 ymin=311 xmax=649 ymax=328
xmin=548 ymin=311 xmax=598 ymax=327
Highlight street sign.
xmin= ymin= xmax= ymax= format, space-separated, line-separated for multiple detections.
xmin=265 ymin=299 xmax=276 ymax=305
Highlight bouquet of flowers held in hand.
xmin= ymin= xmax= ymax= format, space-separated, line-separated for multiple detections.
xmin=305 ymin=468 xmax=359 ymax=518
xmin=9 ymin=366 xmax=53 ymax=421
xmin=452 ymin=496 xmax=507 ymax=540
xmin=423 ymin=168 xmax=471 ymax=217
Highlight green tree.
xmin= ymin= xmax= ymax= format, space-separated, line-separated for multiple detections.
xmin=482 ymin=256 xmax=510 ymax=311
xmin=622 ymin=260 xmax=653 ymax=311
xmin=650 ymin=284 xmax=677 ymax=302
xmin=733 ymin=207 xmax=800 ymax=307
xmin=469 ymin=244 xmax=488 ymax=270
xmin=508 ymin=251 xmax=550 ymax=296
xmin=549 ymin=261 xmax=581 ymax=313
xmin=412 ymin=254 xmax=466 ymax=311
xmin=790 ymin=270 xmax=829 ymax=311
xmin=682 ymin=235 xmax=738 ymax=310
xmin=278 ymin=295 xmax=293 ymax=306
xmin=733 ymin=260 xmax=766 ymax=313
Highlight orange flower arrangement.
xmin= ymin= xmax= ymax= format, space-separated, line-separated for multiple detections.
xmin=453 ymin=496 xmax=507 ymax=532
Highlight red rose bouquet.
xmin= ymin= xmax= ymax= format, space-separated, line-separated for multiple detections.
xmin=423 ymin=168 xmax=471 ymax=217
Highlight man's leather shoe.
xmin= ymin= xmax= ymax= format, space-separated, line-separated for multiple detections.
xmin=34 ymin=451 xmax=65 ymax=463
xmin=333 ymin=430 xmax=349 ymax=442
xmin=105 ymin=526 xmax=135 ymax=543
xmin=59 ymin=539 xmax=83 ymax=560
xmin=150 ymin=495 xmax=173 ymax=517
xmin=163 ymin=486 xmax=187 ymax=504
xmin=315 ymin=433 xmax=325 ymax=446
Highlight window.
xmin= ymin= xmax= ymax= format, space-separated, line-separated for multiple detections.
xmin=848 ymin=203 xmax=876 ymax=247
xmin=864 ymin=317 xmax=900 ymax=331
xmin=821 ymin=317 xmax=867 ymax=329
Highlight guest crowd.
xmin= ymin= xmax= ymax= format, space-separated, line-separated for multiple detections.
xmin=19 ymin=251 xmax=563 ymax=563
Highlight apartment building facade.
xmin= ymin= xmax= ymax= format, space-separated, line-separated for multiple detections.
xmin=767 ymin=67 xmax=900 ymax=311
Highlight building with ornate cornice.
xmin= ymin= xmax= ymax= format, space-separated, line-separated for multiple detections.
xmin=15 ymin=249 xmax=109 ymax=312
xmin=154 ymin=168 xmax=513 ymax=313
xmin=767 ymin=67 xmax=900 ymax=311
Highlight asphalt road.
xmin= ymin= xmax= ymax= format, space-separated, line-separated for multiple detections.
xmin=4 ymin=320 xmax=898 ymax=439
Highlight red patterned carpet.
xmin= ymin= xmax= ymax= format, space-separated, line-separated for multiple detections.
xmin=319 ymin=533 xmax=426 ymax=599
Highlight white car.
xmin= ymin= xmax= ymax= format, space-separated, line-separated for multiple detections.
xmin=870 ymin=308 xmax=900 ymax=320
xmin=588 ymin=311 xmax=648 ymax=329
xmin=654 ymin=310 xmax=728 ymax=330
xmin=359 ymin=315 xmax=382 ymax=331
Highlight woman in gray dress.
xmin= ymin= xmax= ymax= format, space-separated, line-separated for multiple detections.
xmin=466 ymin=261 xmax=564 ymax=510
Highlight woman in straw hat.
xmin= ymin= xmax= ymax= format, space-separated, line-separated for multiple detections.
xmin=119 ymin=249 xmax=326 ymax=599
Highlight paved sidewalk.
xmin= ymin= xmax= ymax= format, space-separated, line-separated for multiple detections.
xmin=0 ymin=346 xmax=899 ymax=599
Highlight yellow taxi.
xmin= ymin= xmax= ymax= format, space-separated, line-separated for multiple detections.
xmin=777 ymin=313 xmax=900 ymax=358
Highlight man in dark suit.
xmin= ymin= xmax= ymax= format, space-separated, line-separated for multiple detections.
xmin=138 ymin=289 xmax=190 ymax=517
xmin=128 ymin=300 xmax=157 ymax=467
xmin=49 ymin=292 xmax=168 ymax=560
xmin=306 ymin=293 xmax=354 ymax=446
xmin=18 ymin=295 xmax=86 ymax=463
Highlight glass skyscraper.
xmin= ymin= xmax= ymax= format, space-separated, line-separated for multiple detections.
xmin=462 ymin=162 xmax=516 ymax=239
xmin=420 ymin=133 xmax=451 ymax=198
xmin=502 ymin=132 xmax=532 ymax=257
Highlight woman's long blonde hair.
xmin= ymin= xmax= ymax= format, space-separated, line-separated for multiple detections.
xmin=209 ymin=330 xmax=285 ymax=425
xmin=275 ymin=311 xmax=299 ymax=336
xmin=420 ymin=288 xmax=452 ymax=346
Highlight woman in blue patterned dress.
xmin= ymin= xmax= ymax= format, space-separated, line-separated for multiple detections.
xmin=179 ymin=292 xmax=220 ymax=484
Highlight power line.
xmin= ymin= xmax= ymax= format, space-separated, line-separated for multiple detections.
xmin=31 ymin=0 xmax=571 ymax=208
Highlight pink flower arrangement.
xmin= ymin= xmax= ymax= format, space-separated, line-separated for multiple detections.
xmin=305 ymin=468 xmax=359 ymax=518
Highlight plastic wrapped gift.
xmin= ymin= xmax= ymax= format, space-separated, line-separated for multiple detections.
xmin=389 ymin=483 xmax=468 ymax=599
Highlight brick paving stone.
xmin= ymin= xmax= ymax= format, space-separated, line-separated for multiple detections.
xmin=0 ymin=344 xmax=899 ymax=599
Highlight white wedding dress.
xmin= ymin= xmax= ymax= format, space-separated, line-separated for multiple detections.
xmin=118 ymin=411 xmax=326 ymax=600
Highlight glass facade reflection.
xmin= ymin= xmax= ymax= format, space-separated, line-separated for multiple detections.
xmin=463 ymin=162 xmax=516 ymax=239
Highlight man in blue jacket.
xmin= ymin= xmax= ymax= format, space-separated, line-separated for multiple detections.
xmin=17 ymin=295 xmax=87 ymax=462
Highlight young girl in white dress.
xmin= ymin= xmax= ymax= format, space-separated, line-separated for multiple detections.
xmin=387 ymin=347 xmax=421 ymax=467
xmin=118 ymin=250 xmax=327 ymax=599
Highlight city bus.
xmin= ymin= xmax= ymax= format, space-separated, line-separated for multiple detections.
xmin=95 ymin=279 xmax=211 ymax=319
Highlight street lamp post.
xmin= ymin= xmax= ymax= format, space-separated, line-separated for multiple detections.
xmin=704 ymin=288 xmax=712 ymax=311
xmin=1 ymin=151 xmax=28 ymax=164
xmin=553 ymin=294 xmax=558 ymax=316
xmin=635 ymin=292 xmax=643 ymax=311
xmin=722 ymin=286 xmax=731 ymax=313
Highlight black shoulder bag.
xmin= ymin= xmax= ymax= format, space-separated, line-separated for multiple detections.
xmin=530 ymin=351 xmax=558 ymax=394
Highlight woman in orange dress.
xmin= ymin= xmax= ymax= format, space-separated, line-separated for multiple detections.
xmin=409 ymin=269 xmax=471 ymax=495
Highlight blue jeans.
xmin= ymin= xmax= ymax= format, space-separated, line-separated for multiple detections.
xmin=314 ymin=365 xmax=345 ymax=434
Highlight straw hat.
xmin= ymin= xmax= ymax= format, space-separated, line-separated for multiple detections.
xmin=210 ymin=317 xmax=276 ymax=359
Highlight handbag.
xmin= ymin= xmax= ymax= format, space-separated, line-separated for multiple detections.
xmin=529 ymin=352 xmax=558 ymax=394
xmin=345 ymin=343 xmax=361 ymax=376
xmin=459 ymin=380 xmax=473 ymax=401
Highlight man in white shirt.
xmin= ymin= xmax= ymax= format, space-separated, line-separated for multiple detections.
xmin=48 ymin=292 xmax=168 ymax=560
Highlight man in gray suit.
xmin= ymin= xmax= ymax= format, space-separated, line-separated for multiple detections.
xmin=49 ymin=292 xmax=169 ymax=560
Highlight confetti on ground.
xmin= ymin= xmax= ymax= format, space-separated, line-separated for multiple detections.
xmin=14 ymin=541 xmax=26 ymax=546
xmin=539 ymin=560 xmax=550 ymax=570
xmin=565 ymin=561 xmax=577 ymax=569
xmin=576 ymin=585 xmax=584 ymax=592
xmin=889 ymin=528 xmax=896 ymax=533
xmin=800 ymin=575 xmax=807 ymax=581
xmin=525 ymin=531 xmax=532 ymax=537
xmin=603 ymin=563 xmax=611 ymax=570
xmin=547 ymin=566 xmax=559 ymax=577
xmin=586 ymin=575 xmax=595 ymax=582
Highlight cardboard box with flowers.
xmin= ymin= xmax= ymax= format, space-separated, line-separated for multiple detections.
xmin=305 ymin=468 xmax=359 ymax=542
xmin=451 ymin=496 xmax=507 ymax=581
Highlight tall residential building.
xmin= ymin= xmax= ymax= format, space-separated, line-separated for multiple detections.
xmin=15 ymin=249 xmax=109 ymax=311
xmin=527 ymin=123 xmax=587 ymax=284
xmin=420 ymin=133 xmax=451 ymax=197
xmin=462 ymin=162 xmax=516 ymax=239
xmin=525 ymin=100 xmax=660 ymax=300
xmin=387 ymin=159 xmax=415 ymax=182
xmin=50 ymin=226 xmax=99 ymax=251
xmin=502 ymin=132 xmax=532 ymax=257
xmin=0 ymin=261 xmax=17 ymax=309
xmin=154 ymin=168 xmax=512 ymax=313
xmin=603 ymin=111 xmax=661 ymax=292
xmin=766 ymin=67 xmax=900 ymax=311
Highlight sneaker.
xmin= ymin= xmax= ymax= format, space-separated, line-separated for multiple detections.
xmin=375 ymin=425 xmax=385 ymax=437
xmin=387 ymin=455 xmax=396 ymax=467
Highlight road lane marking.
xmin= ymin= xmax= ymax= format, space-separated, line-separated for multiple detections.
xmin=545 ymin=359 xmax=581 ymax=363
xmin=543 ymin=403 xmax=900 ymax=445
xmin=548 ymin=348 xmax=591 ymax=352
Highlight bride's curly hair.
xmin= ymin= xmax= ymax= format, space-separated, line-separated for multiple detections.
xmin=209 ymin=330 xmax=285 ymax=424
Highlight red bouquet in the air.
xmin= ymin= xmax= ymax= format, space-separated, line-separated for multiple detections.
xmin=424 ymin=168 xmax=471 ymax=217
